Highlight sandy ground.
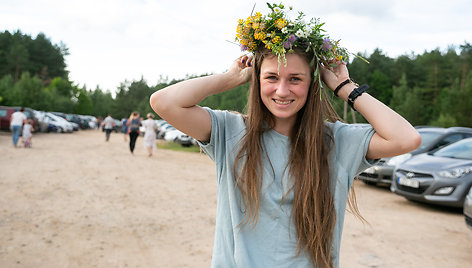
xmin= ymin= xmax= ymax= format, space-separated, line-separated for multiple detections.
xmin=0 ymin=130 xmax=471 ymax=268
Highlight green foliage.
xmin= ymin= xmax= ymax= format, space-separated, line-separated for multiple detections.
xmin=199 ymin=83 xmax=249 ymax=113
xmin=156 ymin=142 xmax=201 ymax=153
xmin=1 ymin=29 xmax=472 ymax=128
xmin=0 ymin=30 xmax=68 ymax=81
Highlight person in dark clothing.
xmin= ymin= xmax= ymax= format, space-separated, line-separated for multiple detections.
xmin=127 ymin=112 xmax=141 ymax=154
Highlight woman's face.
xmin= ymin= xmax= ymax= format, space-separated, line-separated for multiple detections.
xmin=260 ymin=53 xmax=311 ymax=128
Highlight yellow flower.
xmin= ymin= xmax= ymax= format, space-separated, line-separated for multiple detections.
xmin=275 ymin=18 xmax=287 ymax=29
xmin=337 ymin=55 xmax=343 ymax=61
xmin=272 ymin=36 xmax=281 ymax=44
xmin=265 ymin=43 xmax=272 ymax=49
xmin=241 ymin=38 xmax=249 ymax=46
xmin=254 ymin=30 xmax=266 ymax=40
xmin=252 ymin=22 xmax=260 ymax=30
xmin=254 ymin=12 xmax=262 ymax=19
xmin=248 ymin=41 xmax=257 ymax=51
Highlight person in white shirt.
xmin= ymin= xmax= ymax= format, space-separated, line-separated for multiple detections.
xmin=22 ymin=119 xmax=34 ymax=148
xmin=101 ymin=114 xmax=115 ymax=141
xmin=10 ymin=107 xmax=27 ymax=147
xmin=142 ymin=113 xmax=158 ymax=157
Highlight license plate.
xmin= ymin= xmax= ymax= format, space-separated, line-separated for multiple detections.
xmin=398 ymin=177 xmax=420 ymax=188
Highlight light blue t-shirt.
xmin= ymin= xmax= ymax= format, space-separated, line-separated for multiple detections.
xmin=198 ymin=108 xmax=377 ymax=268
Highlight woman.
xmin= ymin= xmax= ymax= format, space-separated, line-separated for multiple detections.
xmin=142 ymin=113 xmax=158 ymax=156
xmin=150 ymin=4 xmax=420 ymax=267
xmin=127 ymin=112 xmax=141 ymax=154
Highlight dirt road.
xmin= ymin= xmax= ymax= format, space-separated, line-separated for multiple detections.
xmin=1 ymin=130 xmax=471 ymax=267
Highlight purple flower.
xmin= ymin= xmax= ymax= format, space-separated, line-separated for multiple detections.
xmin=240 ymin=44 xmax=247 ymax=51
xmin=322 ymin=38 xmax=332 ymax=52
xmin=283 ymin=41 xmax=291 ymax=49
xmin=288 ymin=34 xmax=296 ymax=43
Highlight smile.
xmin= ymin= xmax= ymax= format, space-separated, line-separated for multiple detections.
xmin=273 ymin=99 xmax=293 ymax=105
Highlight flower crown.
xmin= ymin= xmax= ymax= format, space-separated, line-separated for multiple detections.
xmin=235 ymin=3 xmax=356 ymax=68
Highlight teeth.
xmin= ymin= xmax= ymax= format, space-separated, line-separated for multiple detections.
xmin=274 ymin=99 xmax=292 ymax=105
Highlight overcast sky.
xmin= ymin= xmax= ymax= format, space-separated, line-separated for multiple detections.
xmin=1 ymin=0 xmax=471 ymax=93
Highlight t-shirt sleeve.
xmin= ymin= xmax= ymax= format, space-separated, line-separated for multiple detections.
xmin=331 ymin=121 xmax=378 ymax=179
xmin=196 ymin=108 xmax=232 ymax=164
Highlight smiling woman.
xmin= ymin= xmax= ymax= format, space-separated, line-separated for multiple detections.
xmin=149 ymin=3 xmax=420 ymax=268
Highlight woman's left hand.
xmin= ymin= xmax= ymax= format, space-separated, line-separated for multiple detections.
xmin=319 ymin=61 xmax=350 ymax=92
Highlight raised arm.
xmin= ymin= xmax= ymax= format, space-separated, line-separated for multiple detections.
xmin=321 ymin=63 xmax=421 ymax=160
xmin=149 ymin=56 xmax=252 ymax=142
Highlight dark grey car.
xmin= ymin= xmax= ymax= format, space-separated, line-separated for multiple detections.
xmin=359 ymin=127 xmax=472 ymax=186
xmin=391 ymin=138 xmax=472 ymax=208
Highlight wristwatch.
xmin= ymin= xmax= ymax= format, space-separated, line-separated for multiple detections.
xmin=347 ymin=84 xmax=369 ymax=111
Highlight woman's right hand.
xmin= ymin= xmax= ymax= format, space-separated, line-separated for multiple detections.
xmin=227 ymin=55 xmax=253 ymax=86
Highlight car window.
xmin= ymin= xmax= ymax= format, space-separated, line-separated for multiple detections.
xmin=418 ymin=132 xmax=443 ymax=150
xmin=434 ymin=139 xmax=472 ymax=160
xmin=0 ymin=109 xmax=6 ymax=117
xmin=434 ymin=134 xmax=463 ymax=149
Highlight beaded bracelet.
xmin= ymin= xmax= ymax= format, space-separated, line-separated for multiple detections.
xmin=333 ymin=79 xmax=350 ymax=97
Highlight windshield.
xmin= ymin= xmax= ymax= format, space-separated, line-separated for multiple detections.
xmin=417 ymin=131 xmax=442 ymax=150
xmin=434 ymin=139 xmax=472 ymax=160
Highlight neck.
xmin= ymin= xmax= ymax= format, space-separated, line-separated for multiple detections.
xmin=273 ymin=117 xmax=296 ymax=137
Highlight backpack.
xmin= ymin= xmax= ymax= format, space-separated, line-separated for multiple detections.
xmin=129 ymin=118 xmax=140 ymax=131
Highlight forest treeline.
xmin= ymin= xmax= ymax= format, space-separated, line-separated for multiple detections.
xmin=0 ymin=30 xmax=471 ymax=127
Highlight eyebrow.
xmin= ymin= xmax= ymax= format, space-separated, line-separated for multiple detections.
xmin=262 ymin=71 xmax=306 ymax=76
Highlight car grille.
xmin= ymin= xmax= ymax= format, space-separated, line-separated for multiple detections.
xmin=395 ymin=169 xmax=434 ymax=194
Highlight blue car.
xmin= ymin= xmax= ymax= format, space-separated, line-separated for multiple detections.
xmin=391 ymin=138 xmax=472 ymax=208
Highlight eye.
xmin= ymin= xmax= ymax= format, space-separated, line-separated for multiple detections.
xmin=290 ymin=77 xmax=301 ymax=82
xmin=265 ymin=75 xmax=278 ymax=81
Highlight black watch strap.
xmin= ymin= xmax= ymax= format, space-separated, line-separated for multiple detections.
xmin=348 ymin=84 xmax=369 ymax=111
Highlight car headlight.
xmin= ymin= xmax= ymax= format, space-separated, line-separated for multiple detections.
xmin=386 ymin=153 xmax=412 ymax=166
xmin=438 ymin=166 xmax=472 ymax=178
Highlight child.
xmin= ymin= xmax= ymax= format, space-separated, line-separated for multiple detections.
xmin=22 ymin=119 xmax=34 ymax=148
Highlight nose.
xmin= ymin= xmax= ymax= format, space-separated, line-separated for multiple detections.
xmin=275 ymin=80 xmax=290 ymax=97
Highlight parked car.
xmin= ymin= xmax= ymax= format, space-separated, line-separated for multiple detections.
xmin=164 ymin=127 xmax=185 ymax=141
xmin=44 ymin=112 xmax=74 ymax=133
xmin=52 ymin=112 xmax=79 ymax=131
xmin=176 ymin=134 xmax=197 ymax=147
xmin=391 ymin=138 xmax=472 ymax=208
xmin=0 ymin=106 xmax=40 ymax=132
xmin=157 ymin=123 xmax=175 ymax=139
xmin=464 ymin=186 xmax=472 ymax=230
xmin=359 ymin=127 xmax=472 ymax=186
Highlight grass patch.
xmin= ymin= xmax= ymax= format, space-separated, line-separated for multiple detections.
xmin=156 ymin=141 xmax=201 ymax=153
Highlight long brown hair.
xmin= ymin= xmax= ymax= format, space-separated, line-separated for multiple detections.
xmin=234 ymin=48 xmax=344 ymax=267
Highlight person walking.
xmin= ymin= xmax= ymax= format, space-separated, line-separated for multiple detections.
xmin=10 ymin=107 xmax=27 ymax=147
xmin=142 ymin=113 xmax=158 ymax=157
xmin=102 ymin=114 xmax=115 ymax=141
xmin=22 ymin=119 xmax=34 ymax=148
xmin=149 ymin=4 xmax=421 ymax=267
xmin=127 ymin=112 xmax=141 ymax=154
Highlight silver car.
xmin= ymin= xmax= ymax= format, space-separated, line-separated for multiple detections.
xmin=359 ymin=127 xmax=472 ymax=187
xmin=465 ymin=186 xmax=472 ymax=230
xmin=391 ymin=138 xmax=472 ymax=208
